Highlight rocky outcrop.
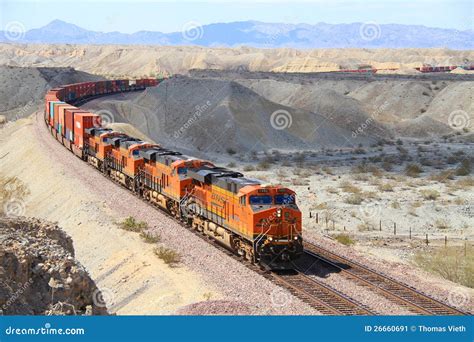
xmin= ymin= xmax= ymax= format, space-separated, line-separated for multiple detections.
xmin=0 ymin=217 xmax=108 ymax=315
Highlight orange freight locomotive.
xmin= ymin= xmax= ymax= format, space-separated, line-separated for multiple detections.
xmin=44 ymin=78 xmax=303 ymax=269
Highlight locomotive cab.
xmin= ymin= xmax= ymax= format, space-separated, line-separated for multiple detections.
xmin=241 ymin=186 xmax=303 ymax=269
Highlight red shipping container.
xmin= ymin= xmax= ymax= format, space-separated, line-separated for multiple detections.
xmin=74 ymin=113 xmax=101 ymax=148
xmin=53 ymin=102 xmax=67 ymax=131
xmin=58 ymin=105 xmax=76 ymax=137
xmin=65 ymin=109 xmax=89 ymax=142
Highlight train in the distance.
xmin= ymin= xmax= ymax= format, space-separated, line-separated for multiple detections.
xmin=44 ymin=78 xmax=303 ymax=270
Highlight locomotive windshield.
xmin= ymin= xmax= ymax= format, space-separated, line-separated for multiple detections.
xmin=274 ymin=194 xmax=295 ymax=205
xmin=249 ymin=195 xmax=272 ymax=205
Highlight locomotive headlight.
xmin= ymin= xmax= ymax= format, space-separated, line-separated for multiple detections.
xmin=268 ymin=237 xmax=273 ymax=241
xmin=294 ymin=236 xmax=299 ymax=240
xmin=276 ymin=208 xmax=282 ymax=218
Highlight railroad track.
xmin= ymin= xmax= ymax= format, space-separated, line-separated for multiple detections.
xmin=302 ymin=242 xmax=467 ymax=315
xmin=40 ymin=112 xmax=464 ymax=316
xmin=270 ymin=271 xmax=373 ymax=315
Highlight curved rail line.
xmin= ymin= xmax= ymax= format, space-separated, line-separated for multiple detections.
xmin=41 ymin=83 xmax=466 ymax=316
xmin=302 ymin=242 xmax=467 ymax=315
xmin=76 ymin=139 xmax=372 ymax=315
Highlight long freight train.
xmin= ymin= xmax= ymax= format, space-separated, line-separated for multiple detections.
xmin=44 ymin=78 xmax=303 ymax=270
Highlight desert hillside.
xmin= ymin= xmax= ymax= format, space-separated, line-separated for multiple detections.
xmin=0 ymin=43 xmax=473 ymax=77
xmin=82 ymin=77 xmax=379 ymax=153
xmin=0 ymin=65 xmax=104 ymax=120
xmin=79 ymin=71 xmax=472 ymax=155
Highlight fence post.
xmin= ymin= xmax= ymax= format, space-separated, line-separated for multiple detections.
xmin=344 ymin=225 xmax=346 ymax=231
xmin=309 ymin=212 xmax=312 ymax=218
xmin=445 ymin=235 xmax=447 ymax=247
xmin=409 ymin=227 xmax=411 ymax=239
xmin=425 ymin=234 xmax=429 ymax=245
xmin=393 ymin=222 xmax=396 ymax=235
xmin=316 ymin=213 xmax=319 ymax=224
xmin=379 ymin=220 xmax=382 ymax=231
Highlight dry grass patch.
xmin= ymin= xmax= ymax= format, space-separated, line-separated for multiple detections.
xmin=405 ymin=163 xmax=423 ymax=177
xmin=414 ymin=246 xmax=473 ymax=287
xmin=119 ymin=216 xmax=148 ymax=232
xmin=322 ymin=166 xmax=334 ymax=175
xmin=345 ymin=194 xmax=363 ymax=205
xmin=140 ymin=231 xmax=161 ymax=243
xmin=333 ymin=234 xmax=355 ymax=246
xmin=154 ymin=247 xmax=181 ymax=266
xmin=435 ymin=219 xmax=450 ymax=229
xmin=429 ymin=170 xmax=456 ymax=183
xmin=378 ymin=183 xmax=394 ymax=192
xmin=420 ymin=189 xmax=440 ymax=201
xmin=339 ymin=180 xmax=361 ymax=194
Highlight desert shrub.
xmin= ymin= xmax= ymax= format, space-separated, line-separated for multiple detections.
xmin=456 ymin=160 xmax=471 ymax=176
xmin=345 ymin=194 xmax=363 ymax=205
xmin=353 ymin=174 xmax=370 ymax=181
xmin=455 ymin=177 xmax=474 ymax=187
xmin=119 ymin=216 xmax=148 ymax=232
xmin=226 ymin=148 xmax=236 ymax=155
xmin=378 ymin=183 xmax=394 ymax=192
xmin=322 ymin=166 xmax=334 ymax=175
xmin=243 ymin=165 xmax=254 ymax=172
xmin=333 ymin=234 xmax=355 ymax=246
xmin=405 ymin=164 xmax=423 ymax=177
xmin=326 ymin=187 xmax=338 ymax=194
xmin=352 ymin=163 xmax=369 ymax=173
xmin=396 ymin=138 xmax=403 ymax=145
xmin=434 ymin=219 xmax=450 ymax=229
xmin=420 ymin=189 xmax=440 ymax=201
xmin=140 ymin=231 xmax=161 ymax=243
xmin=413 ymin=246 xmax=473 ymax=287
xmin=391 ymin=201 xmax=401 ymax=209
xmin=154 ymin=247 xmax=181 ymax=265
xmin=256 ymin=161 xmax=270 ymax=170
xmin=381 ymin=161 xmax=393 ymax=171
xmin=339 ymin=180 xmax=361 ymax=193
xmin=429 ymin=170 xmax=455 ymax=182
xmin=446 ymin=154 xmax=460 ymax=164
xmin=292 ymin=178 xmax=309 ymax=186
xmin=227 ymin=162 xmax=236 ymax=168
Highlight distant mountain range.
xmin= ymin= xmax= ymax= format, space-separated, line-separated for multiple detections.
xmin=1 ymin=19 xmax=473 ymax=49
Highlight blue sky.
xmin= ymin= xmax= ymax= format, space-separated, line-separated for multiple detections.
xmin=1 ymin=0 xmax=472 ymax=32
